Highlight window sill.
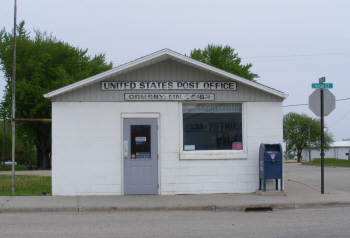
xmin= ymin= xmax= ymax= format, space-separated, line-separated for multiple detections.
xmin=180 ymin=151 xmax=248 ymax=160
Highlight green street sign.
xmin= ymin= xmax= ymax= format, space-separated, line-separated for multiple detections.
xmin=319 ymin=77 xmax=326 ymax=83
xmin=312 ymin=83 xmax=333 ymax=89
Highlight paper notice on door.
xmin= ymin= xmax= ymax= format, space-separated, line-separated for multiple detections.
xmin=136 ymin=152 xmax=150 ymax=158
xmin=135 ymin=137 xmax=147 ymax=145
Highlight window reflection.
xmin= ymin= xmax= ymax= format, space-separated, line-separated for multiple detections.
xmin=183 ymin=103 xmax=243 ymax=151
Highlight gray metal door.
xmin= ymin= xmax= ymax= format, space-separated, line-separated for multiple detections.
xmin=123 ymin=118 xmax=158 ymax=195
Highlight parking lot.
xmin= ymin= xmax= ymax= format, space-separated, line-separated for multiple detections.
xmin=284 ymin=163 xmax=350 ymax=193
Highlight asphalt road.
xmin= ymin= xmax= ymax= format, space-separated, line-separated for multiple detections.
xmin=1 ymin=163 xmax=350 ymax=237
xmin=0 ymin=207 xmax=350 ymax=238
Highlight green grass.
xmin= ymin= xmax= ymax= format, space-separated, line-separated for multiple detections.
xmin=0 ymin=175 xmax=51 ymax=196
xmin=0 ymin=165 xmax=29 ymax=171
xmin=303 ymin=158 xmax=350 ymax=167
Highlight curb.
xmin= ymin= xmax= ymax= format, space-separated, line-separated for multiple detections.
xmin=0 ymin=207 xmax=78 ymax=213
xmin=293 ymin=202 xmax=350 ymax=210
xmin=2 ymin=202 xmax=350 ymax=214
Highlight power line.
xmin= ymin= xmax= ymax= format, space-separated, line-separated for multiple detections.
xmin=336 ymin=97 xmax=350 ymax=102
xmin=2 ymin=75 xmax=350 ymax=108
xmin=283 ymin=103 xmax=308 ymax=108
xmin=1 ymin=52 xmax=349 ymax=64
xmin=328 ymin=110 xmax=350 ymax=127
xmin=247 ymin=55 xmax=350 ymax=63
xmin=244 ymin=52 xmax=350 ymax=59
xmin=243 ymin=53 xmax=350 ymax=62
xmin=283 ymin=98 xmax=350 ymax=107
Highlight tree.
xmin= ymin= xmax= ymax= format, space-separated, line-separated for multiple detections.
xmin=283 ymin=112 xmax=334 ymax=162
xmin=189 ymin=44 xmax=259 ymax=81
xmin=0 ymin=21 xmax=113 ymax=169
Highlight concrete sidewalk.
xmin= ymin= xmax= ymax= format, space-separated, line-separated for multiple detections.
xmin=1 ymin=177 xmax=350 ymax=213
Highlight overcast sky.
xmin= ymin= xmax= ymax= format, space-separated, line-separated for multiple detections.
xmin=1 ymin=0 xmax=349 ymax=141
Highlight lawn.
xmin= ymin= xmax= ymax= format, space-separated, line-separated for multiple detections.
xmin=0 ymin=165 xmax=29 ymax=171
xmin=0 ymin=175 xmax=51 ymax=196
xmin=303 ymin=158 xmax=350 ymax=167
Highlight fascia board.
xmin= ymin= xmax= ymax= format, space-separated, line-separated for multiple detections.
xmin=44 ymin=49 xmax=287 ymax=100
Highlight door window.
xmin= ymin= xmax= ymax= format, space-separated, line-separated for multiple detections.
xmin=131 ymin=125 xmax=151 ymax=159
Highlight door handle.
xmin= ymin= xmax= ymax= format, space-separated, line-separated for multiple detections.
xmin=123 ymin=140 xmax=128 ymax=159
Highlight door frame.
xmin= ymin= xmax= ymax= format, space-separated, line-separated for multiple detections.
xmin=121 ymin=113 xmax=160 ymax=195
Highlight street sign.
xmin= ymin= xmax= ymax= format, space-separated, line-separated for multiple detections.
xmin=309 ymin=89 xmax=336 ymax=116
xmin=311 ymin=77 xmax=334 ymax=195
xmin=312 ymin=83 xmax=333 ymax=89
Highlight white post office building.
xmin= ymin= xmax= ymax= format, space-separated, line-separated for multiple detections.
xmin=44 ymin=49 xmax=287 ymax=196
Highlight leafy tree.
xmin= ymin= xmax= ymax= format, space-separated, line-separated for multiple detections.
xmin=283 ymin=112 xmax=334 ymax=162
xmin=190 ymin=44 xmax=259 ymax=81
xmin=0 ymin=21 xmax=113 ymax=169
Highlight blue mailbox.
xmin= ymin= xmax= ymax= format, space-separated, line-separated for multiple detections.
xmin=259 ymin=143 xmax=283 ymax=191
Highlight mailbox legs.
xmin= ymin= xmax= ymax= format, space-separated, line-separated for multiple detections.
xmin=275 ymin=179 xmax=278 ymax=190
xmin=259 ymin=178 xmax=284 ymax=192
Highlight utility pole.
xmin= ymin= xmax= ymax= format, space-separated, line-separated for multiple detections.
xmin=308 ymin=121 xmax=311 ymax=163
xmin=11 ymin=0 xmax=17 ymax=196
xmin=2 ymin=109 xmax=5 ymax=168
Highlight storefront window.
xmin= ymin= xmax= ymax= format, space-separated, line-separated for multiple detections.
xmin=183 ymin=103 xmax=242 ymax=151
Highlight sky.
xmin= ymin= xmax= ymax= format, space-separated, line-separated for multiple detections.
xmin=1 ymin=0 xmax=349 ymax=141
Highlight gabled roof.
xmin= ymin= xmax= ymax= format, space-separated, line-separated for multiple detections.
xmin=44 ymin=48 xmax=288 ymax=99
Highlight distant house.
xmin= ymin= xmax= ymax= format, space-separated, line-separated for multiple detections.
xmin=302 ymin=141 xmax=350 ymax=161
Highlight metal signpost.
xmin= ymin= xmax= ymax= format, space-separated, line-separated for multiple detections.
xmin=309 ymin=77 xmax=336 ymax=194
